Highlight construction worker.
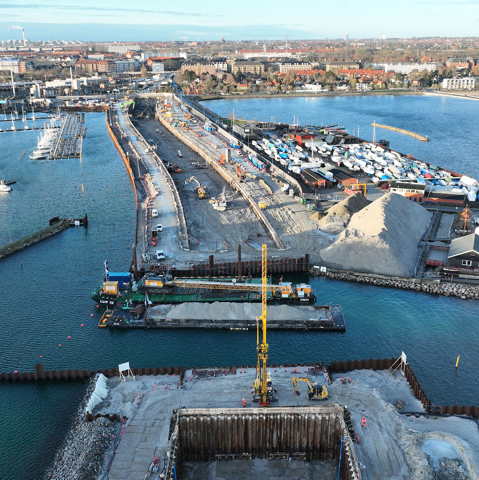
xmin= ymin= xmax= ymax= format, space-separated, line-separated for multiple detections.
xmin=242 ymin=398 xmax=246 ymax=408
xmin=361 ymin=417 xmax=367 ymax=427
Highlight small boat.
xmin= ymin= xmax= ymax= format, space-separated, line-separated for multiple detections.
xmin=0 ymin=180 xmax=12 ymax=192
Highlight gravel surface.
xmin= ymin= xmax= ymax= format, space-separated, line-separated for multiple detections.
xmin=320 ymin=192 xmax=432 ymax=277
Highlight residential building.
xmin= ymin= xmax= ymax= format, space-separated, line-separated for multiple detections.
xmin=325 ymin=61 xmax=360 ymax=72
xmin=447 ymin=232 xmax=479 ymax=269
xmin=382 ymin=63 xmax=440 ymax=75
xmin=152 ymin=62 xmax=165 ymax=74
xmin=107 ymin=45 xmax=140 ymax=54
xmin=0 ymin=57 xmax=31 ymax=73
xmin=181 ymin=63 xmax=216 ymax=75
xmin=441 ymin=77 xmax=477 ymax=90
xmin=279 ymin=63 xmax=313 ymax=73
xmin=114 ymin=60 xmax=139 ymax=73
xmin=446 ymin=57 xmax=470 ymax=70
xmin=231 ymin=61 xmax=265 ymax=75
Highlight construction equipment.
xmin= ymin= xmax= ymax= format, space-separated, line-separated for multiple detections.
xmin=209 ymin=187 xmax=227 ymax=211
xmin=349 ymin=183 xmax=367 ymax=196
xmin=185 ymin=176 xmax=207 ymax=199
xmin=236 ymin=164 xmax=245 ymax=181
xmin=258 ymin=202 xmax=267 ymax=210
xmin=292 ymin=377 xmax=328 ymax=400
xmin=253 ymin=244 xmax=276 ymax=406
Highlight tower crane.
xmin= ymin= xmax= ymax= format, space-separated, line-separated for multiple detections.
xmin=252 ymin=244 xmax=277 ymax=406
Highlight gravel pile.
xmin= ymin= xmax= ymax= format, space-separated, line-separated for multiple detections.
xmin=320 ymin=193 xmax=432 ymax=277
xmin=311 ymin=193 xmax=370 ymax=234
xmin=149 ymin=302 xmax=323 ymax=321
xmin=43 ymin=376 xmax=119 ymax=480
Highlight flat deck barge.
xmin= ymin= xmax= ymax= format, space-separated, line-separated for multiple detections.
xmin=98 ymin=302 xmax=346 ymax=332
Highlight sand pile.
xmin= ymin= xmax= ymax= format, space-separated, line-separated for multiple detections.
xmin=311 ymin=193 xmax=370 ymax=234
xmin=320 ymin=192 xmax=432 ymax=277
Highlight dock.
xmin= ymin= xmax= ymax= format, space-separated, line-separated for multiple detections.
xmin=0 ymin=215 xmax=88 ymax=261
xmin=49 ymin=113 xmax=86 ymax=159
xmin=371 ymin=122 xmax=430 ymax=141
xmin=99 ymin=302 xmax=346 ymax=332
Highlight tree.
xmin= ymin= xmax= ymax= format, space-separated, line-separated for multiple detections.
xmin=322 ymin=70 xmax=337 ymax=86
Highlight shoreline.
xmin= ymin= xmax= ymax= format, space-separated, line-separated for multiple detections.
xmin=195 ymin=89 xmax=422 ymax=102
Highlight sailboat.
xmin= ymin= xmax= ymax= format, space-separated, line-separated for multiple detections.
xmin=10 ymin=117 xmax=16 ymax=131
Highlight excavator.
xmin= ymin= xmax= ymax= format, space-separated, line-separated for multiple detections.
xmin=185 ymin=176 xmax=207 ymax=199
xmin=293 ymin=377 xmax=328 ymax=400
xmin=252 ymin=244 xmax=277 ymax=406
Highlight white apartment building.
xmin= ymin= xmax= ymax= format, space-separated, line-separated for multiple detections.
xmin=381 ymin=63 xmax=440 ymax=75
xmin=441 ymin=77 xmax=477 ymax=90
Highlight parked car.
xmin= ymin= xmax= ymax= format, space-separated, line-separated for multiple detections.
xmin=152 ymin=209 xmax=158 ymax=218
xmin=177 ymin=150 xmax=183 ymax=158
xmin=156 ymin=224 xmax=163 ymax=232
xmin=155 ymin=250 xmax=165 ymax=261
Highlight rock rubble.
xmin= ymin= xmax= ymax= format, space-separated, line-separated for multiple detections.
xmin=311 ymin=269 xmax=479 ymax=300
xmin=43 ymin=376 xmax=119 ymax=480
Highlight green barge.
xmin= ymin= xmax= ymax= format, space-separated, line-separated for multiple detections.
xmin=92 ymin=271 xmax=316 ymax=307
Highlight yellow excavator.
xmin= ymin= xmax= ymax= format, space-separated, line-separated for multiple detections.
xmin=293 ymin=377 xmax=328 ymax=401
xmin=252 ymin=244 xmax=277 ymax=406
xmin=185 ymin=176 xmax=207 ymax=199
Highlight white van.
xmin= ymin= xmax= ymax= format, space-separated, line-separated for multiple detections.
xmin=152 ymin=209 xmax=159 ymax=218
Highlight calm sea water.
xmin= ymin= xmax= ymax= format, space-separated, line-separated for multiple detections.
xmin=1 ymin=97 xmax=479 ymax=479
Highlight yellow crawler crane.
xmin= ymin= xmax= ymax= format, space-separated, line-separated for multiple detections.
xmin=252 ymin=244 xmax=277 ymax=406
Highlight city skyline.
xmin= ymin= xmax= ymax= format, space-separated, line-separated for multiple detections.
xmin=1 ymin=0 xmax=479 ymax=41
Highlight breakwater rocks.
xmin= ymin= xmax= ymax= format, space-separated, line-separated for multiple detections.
xmin=44 ymin=376 xmax=119 ymax=480
xmin=311 ymin=268 xmax=479 ymax=300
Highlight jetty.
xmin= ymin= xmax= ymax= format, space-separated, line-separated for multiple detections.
xmin=0 ymin=215 xmax=88 ymax=261
xmin=371 ymin=122 xmax=430 ymax=141
xmin=49 ymin=113 xmax=86 ymax=159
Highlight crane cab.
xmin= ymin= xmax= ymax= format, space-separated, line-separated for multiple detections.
xmin=309 ymin=384 xmax=328 ymax=401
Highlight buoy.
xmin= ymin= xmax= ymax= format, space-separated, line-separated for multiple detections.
xmin=91 ymin=314 xmax=94 ymax=317
xmin=456 ymin=355 xmax=460 ymax=368
xmin=81 ymin=324 xmax=84 ymax=327
xmin=68 ymin=336 xmax=71 ymax=339
xmin=96 ymin=305 xmax=99 ymax=308
xmin=14 ymin=370 xmax=18 ymax=373
xmin=59 ymin=344 xmax=61 ymax=347
xmin=40 ymin=355 xmax=42 ymax=358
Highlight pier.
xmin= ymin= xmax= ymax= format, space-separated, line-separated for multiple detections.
xmin=371 ymin=122 xmax=430 ymax=141
xmin=0 ymin=215 xmax=88 ymax=261
xmin=49 ymin=113 xmax=86 ymax=159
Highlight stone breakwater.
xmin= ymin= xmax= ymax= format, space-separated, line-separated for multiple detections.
xmin=43 ymin=376 xmax=119 ymax=480
xmin=311 ymin=268 xmax=479 ymax=300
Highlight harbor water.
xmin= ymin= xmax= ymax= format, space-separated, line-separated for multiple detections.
xmin=1 ymin=97 xmax=479 ymax=480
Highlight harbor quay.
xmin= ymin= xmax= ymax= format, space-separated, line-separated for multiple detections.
xmin=100 ymin=92 xmax=479 ymax=317
xmin=31 ymin=358 xmax=479 ymax=480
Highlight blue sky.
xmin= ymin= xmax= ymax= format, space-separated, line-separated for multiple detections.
xmin=0 ymin=0 xmax=478 ymax=41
